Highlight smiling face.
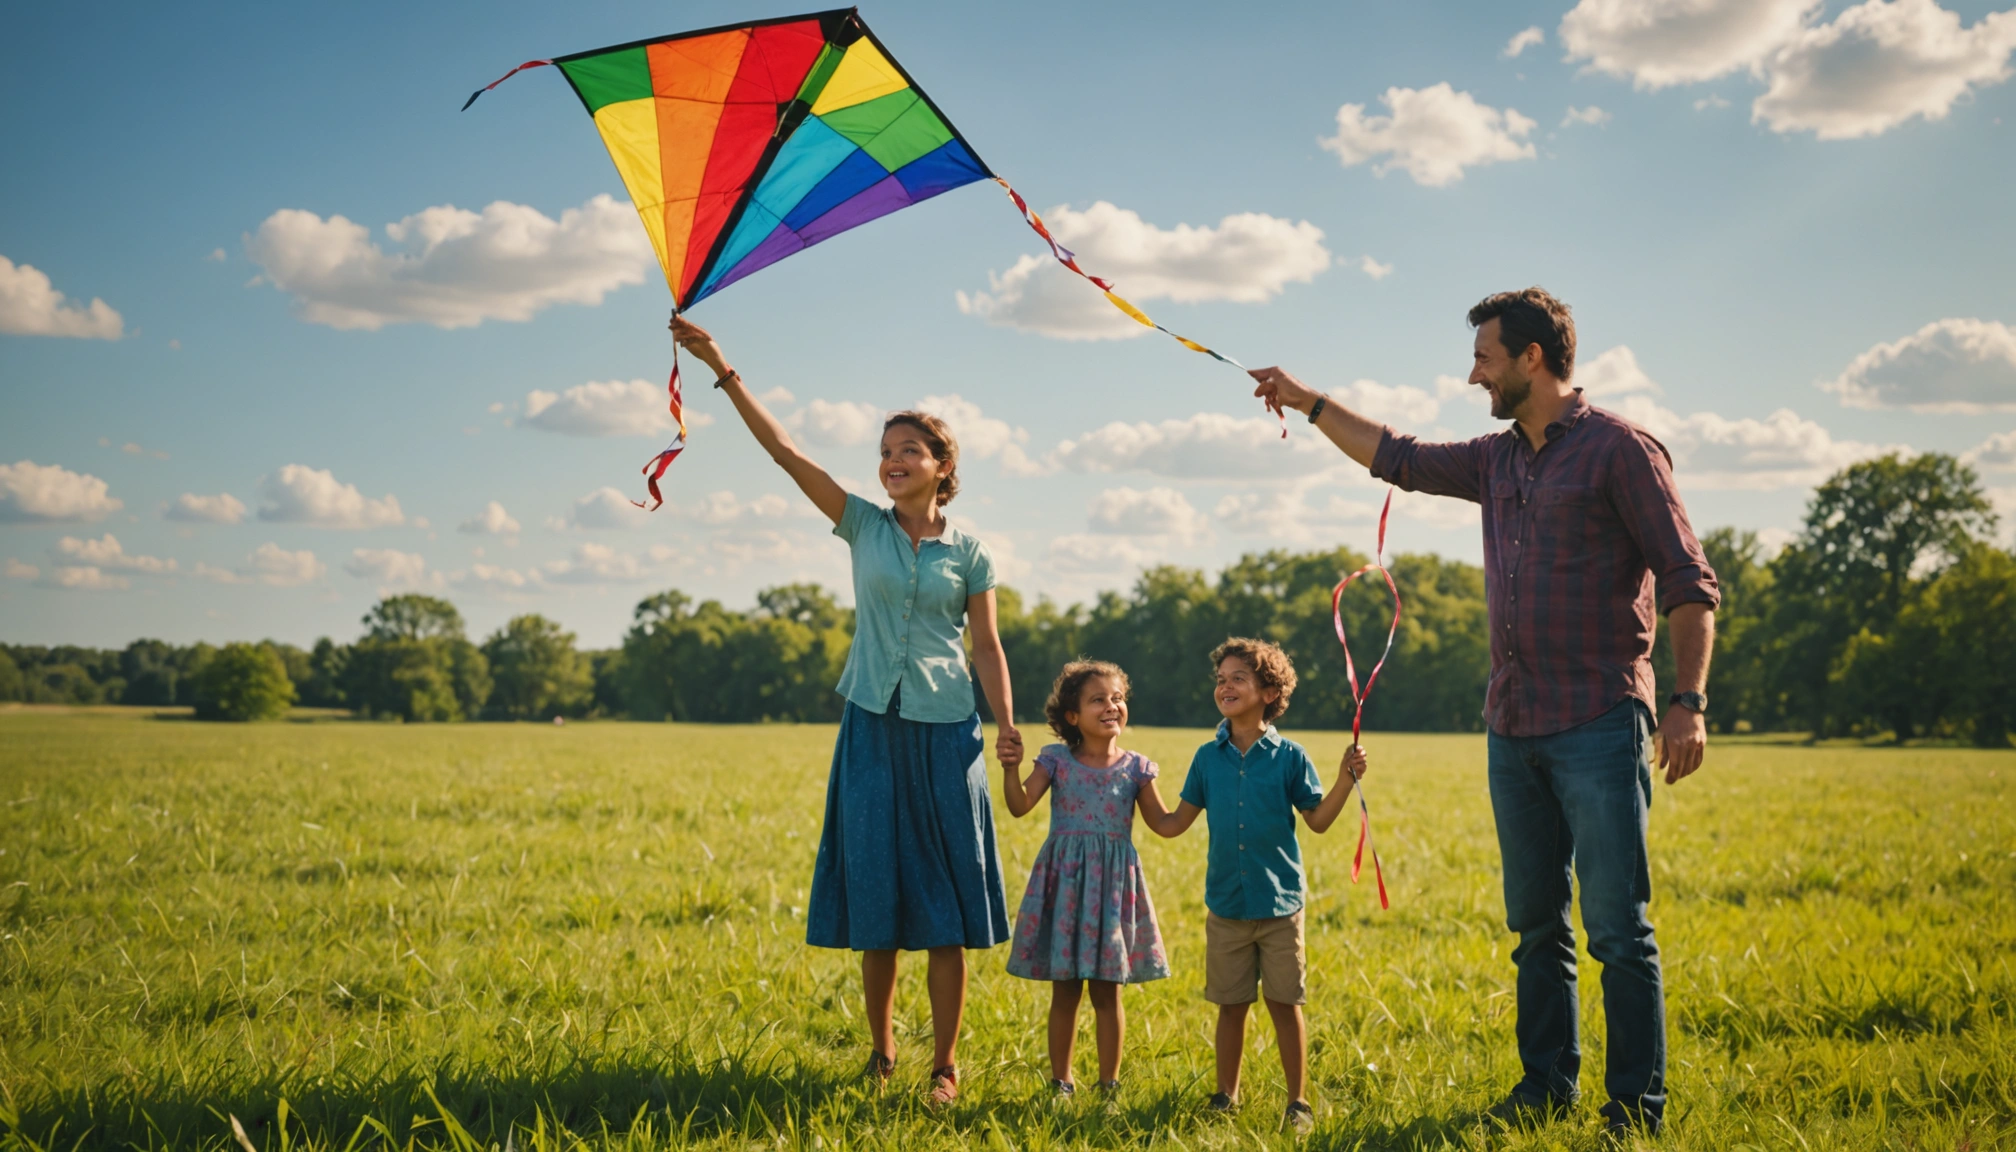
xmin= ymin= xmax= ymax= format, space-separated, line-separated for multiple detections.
xmin=1214 ymin=656 xmax=1278 ymax=723
xmin=1065 ymin=675 xmax=1129 ymax=744
xmin=878 ymin=422 xmax=944 ymax=504
xmin=1469 ymin=318 xmax=1534 ymax=421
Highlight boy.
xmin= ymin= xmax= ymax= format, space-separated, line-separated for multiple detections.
xmin=1152 ymin=637 xmax=1367 ymax=1134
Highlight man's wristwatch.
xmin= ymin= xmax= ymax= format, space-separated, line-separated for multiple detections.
xmin=1669 ymin=691 xmax=1707 ymax=714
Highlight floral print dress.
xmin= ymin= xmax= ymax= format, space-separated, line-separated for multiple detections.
xmin=1006 ymin=745 xmax=1170 ymax=984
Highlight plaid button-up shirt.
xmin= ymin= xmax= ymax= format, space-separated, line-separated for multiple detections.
xmin=1371 ymin=392 xmax=1719 ymax=737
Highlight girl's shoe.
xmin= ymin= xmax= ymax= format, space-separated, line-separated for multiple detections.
xmin=1284 ymin=1100 xmax=1315 ymax=1136
xmin=1206 ymin=1092 xmax=1238 ymax=1113
xmin=927 ymin=1065 xmax=959 ymax=1107
xmin=1096 ymin=1080 xmax=1123 ymax=1115
xmin=861 ymin=1051 xmax=895 ymax=1088
xmin=1096 ymin=1080 xmax=1122 ymax=1093
xmin=1048 ymin=1078 xmax=1077 ymax=1097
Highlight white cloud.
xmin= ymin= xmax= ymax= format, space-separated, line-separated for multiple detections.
xmin=165 ymin=492 xmax=247 ymax=524
xmin=458 ymin=501 xmax=521 ymax=536
xmin=197 ymin=543 xmax=325 ymax=587
xmin=38 ymin=565 xmax=128 ymax=591
xmin=1612 ymin=395 xmax=1903 ymax=489
xmin=0 ymin=255 xmax=124 ymax=339
xmin=1504 ymin=26 xmax=1546 ymax=57
xmin=1320 ymin=83 xmax=1537 ymax=187
xmin=1753 ymin=0 xmax=2016 ymax=139
xmin=0 ymin=461 xmax=123 ymax=524
xmin=344 ymin=547 xmax=441 ymax=590
xmin=257 ymin=465 xmax=405 ymax=529
xmin=1964 ymin=429 xmax=2016 ymax=470
xmin=1562 ymin=105 xmax=1613 ymax=126
xmin=244 ymin=195 xmax=652 ymax=331
xmin=787 ymin=398 xmax=885 ymax=447
xmin=53 ymin=534 xmax=176 ymax=576
xmin=543 ymin=542 xmax=648 ymax=584
xmin=114 ymin=441 xmax=168 ymax=460
xmin=1086 ymin=486 xmax=1209 ymax=540
xmin=456 ymin=563 xmax=541 ymax=591
xmin=685 ymin=490 xmax=793 ymax=526
xmin=1559 ymin=0 xmax=1819 ymax=89
xmin=1695 ymin=93 xmax=1733 ymax=110
xmin=552 ymin=486 xmax=650 ymax=531
xmin=1579 ymin=345 xmax=1665 ymax=397
xmin=1329 ymin=379 xmax=1441 ymax=426
xmin=2 ymin=558 xmax=36 ymax=580
xmin=913 ymin=394 xmax=1036 ymax=471
xmin=1047 ymin=412 xmax=1333 ymax=479
xmin=1821 ymin=318 xmax=2016 ymax=412
xmin=1357 ymin=255 xmax=1394 ymax=281
xmin=1042 ymin=534 xmax=1173 ymax=579
xmin=958 ymin=202 xmax=1329 ymax=340
xmin=1216 ymin=483 xmax=1381 ymax=546
xmin=520 ymin=378 xmax=711 ymax=438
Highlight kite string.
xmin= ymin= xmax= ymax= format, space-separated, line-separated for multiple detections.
xmin=992 ymin=179 xmax=1286 ymax=439
xmin=1329 ymin=488 xmax=1401 ymax=909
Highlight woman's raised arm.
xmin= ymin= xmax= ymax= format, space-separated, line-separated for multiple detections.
xmin=671 ymin=316 xmax=848 ymax=525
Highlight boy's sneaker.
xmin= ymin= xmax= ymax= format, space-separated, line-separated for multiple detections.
xmin=1048 ymin=1078 xmax=1077 ymax=1098
xmin=1206 ymin=1092 xmax=1238 ymax=1113
xmin=1284 ymin=1100 xmax=1315 ymax=1135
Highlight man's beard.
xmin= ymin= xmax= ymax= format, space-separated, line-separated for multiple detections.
xmin=1489 ymin=370 xmax=1531 ymax=420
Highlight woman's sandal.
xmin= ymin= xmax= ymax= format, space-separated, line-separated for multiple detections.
xmin=862 ymin=1051 xmax=896 ymax=1088
xmin=927 ymin=1065 xmax=959 ymax=1107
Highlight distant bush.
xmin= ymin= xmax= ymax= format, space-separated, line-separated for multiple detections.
xmin=194 ymin=643 xmax=296 ymax=721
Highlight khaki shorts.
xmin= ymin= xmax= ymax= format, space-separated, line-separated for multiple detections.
xmin=1204 ymin=910 xmax=1306 ymax=1005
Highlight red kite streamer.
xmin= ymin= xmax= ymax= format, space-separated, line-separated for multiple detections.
xmin=1329 ymin=489 xmax=1401 ymax=909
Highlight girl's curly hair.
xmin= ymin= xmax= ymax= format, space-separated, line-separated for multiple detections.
xmin=882 ymin=410 xmax=960 ymax=506
xmin=1043 ymin=660 xmax=1130 ymax=748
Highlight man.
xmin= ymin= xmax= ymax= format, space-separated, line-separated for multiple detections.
xmin=1250 ymin=288 xmax=1717 ymax=1138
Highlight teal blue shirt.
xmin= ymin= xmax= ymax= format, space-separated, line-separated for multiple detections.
xmin=832 ymin=493 xmax=998 ymax=723
xmin=1179 ymin=722 xmax=1325 ymax=920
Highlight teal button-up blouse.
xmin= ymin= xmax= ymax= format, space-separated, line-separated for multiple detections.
xmin=832 ymin=493 xmax=998 ymax=723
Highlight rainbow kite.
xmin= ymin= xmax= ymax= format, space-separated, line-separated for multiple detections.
xmin=467 ymin=8 xmax=1254 ymax=507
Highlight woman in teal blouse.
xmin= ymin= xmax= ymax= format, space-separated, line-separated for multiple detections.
xmin=672 ymin=317 xmax=1022 ymax=1106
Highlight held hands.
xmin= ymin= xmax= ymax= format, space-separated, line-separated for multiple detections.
xmin=996 ymin=724 xmax=1024 ymax=770
xmin=669 ymin=314 xmax=731 ymax=378
xmin=1656 ymin=705 xmax=1706 ymax=785
xmin=1249 ymin=366 xmax=1319 ymax=419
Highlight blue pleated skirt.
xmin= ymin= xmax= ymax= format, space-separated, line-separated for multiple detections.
xmin=806 ymin=690 xmax=1010 ymax=952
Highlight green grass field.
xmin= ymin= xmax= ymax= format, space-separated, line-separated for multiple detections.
xmin=1 ymin=710 xmax=2011 ymax=1151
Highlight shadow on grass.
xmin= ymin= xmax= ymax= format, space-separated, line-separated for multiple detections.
xmin=0 ymin=1044 xmax=856 ymax=1151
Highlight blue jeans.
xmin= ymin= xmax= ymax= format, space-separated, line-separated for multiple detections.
xmin=1487 ymin=699 xmax=1665 ymax=1125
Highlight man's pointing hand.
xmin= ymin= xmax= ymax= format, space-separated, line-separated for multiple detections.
xmin=1251 ymin=367 xmax=1319 ymax=418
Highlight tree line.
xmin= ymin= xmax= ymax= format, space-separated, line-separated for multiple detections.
xmin=3 ymin=453 xmax=2009 ymax=744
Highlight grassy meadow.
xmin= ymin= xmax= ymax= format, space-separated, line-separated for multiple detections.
xmin=0 ymin=709 xmax=2011 ymax=1151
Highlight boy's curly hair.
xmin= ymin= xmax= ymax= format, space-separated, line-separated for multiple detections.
xmin=1211 ymin=637 xmax=1297 ymax=724
xmin=1043 ymin=660 xmax=1130 ymax=748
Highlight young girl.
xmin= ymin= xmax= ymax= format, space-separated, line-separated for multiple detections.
xmin=1003 ymin=660 xmax=1176 ymax=1096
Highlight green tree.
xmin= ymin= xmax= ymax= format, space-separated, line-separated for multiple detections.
xmin=0 ymin=648 xmax=22 ymax=702
xmin=342 ymin=595 xmax=489 ymax=721
xmin=193 ymin=642 xmax=297 ymax=721
xmin=118 ymin=639 xmax=180 ymax=705
xmin=363 ymin=594 xmax=468 ymax=642
xmin=482 ymin=614 xmax=593 ymax=720
xmin=301 ymin=638 xmax=348 ymax=708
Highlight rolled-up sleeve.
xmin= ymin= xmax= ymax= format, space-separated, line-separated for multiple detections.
xmin=1370 ymin=428 xmax=1489 ymax=503
xmin=1609 ymin=431 xmax=1720 ymax=614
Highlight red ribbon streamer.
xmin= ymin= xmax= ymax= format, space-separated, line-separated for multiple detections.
xmin=632 ymin=343 xmax=687 ymax=511
xmin=461 ymin=60 xmax=553 ymax=111
xmin=1329 ymin=489 xmax=1401 ymax=909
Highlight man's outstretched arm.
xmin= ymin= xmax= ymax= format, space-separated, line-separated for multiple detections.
xmin=1251 ymin=367 xmax=1384 ymax=468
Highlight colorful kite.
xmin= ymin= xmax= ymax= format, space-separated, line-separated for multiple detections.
xmin=467 ymin=8 xmax=1258 ymax=507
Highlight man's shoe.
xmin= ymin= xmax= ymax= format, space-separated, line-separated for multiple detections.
xmin=1206 ymin=1092 xmax=1238 ymax=1113
xmin=1486 ymin=1091 xmax=1575 ymax=1128
xmin=1283 ymin=1100 xmax=1315 ymax=1135
xmin=1599 ymin=1099 xmax=1661 ymax=1138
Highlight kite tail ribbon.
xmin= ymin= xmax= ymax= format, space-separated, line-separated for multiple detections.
xmin=633 ymin=340 xmax=688 ymax=511
xmin=460 ymin=60 xmax=553 ymax=111
xmin=992 ymin=179 xmax=1284 ymax=439
xmin=1330 ymin=489 xmax=1402 ymax=910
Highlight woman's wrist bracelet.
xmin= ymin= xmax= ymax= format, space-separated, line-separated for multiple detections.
xmin=1307 ymin=395 xmax=1328 ymax=423
xmin=712 ymin=368 xmax=740 ymax=389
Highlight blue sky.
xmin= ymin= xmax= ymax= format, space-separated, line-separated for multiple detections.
xmin=5 ymin=0 xmax=2015 ymax=649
